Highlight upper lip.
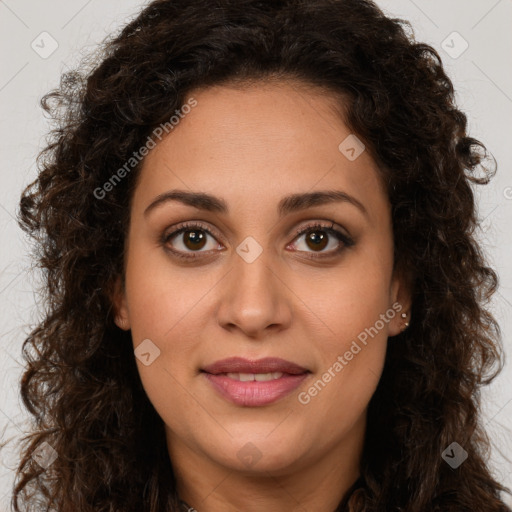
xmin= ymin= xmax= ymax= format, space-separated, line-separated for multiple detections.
xmin=202 ymin=357 xmax=309 ymax=375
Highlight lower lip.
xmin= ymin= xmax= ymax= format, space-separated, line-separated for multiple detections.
xmin=203 ymin=372 xmax=309 ymax=407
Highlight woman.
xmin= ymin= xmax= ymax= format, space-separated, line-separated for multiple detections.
xmin=13 ymin=0 xmax=511 ymax=510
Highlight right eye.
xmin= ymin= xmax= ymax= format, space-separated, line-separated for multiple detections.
xmin=162 ymin=221 xmax=224 ymax=260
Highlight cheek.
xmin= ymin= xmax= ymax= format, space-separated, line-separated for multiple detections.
xmin=122 ymin=252 xmax=207 ymax=422
xmin=292 ymin=244 xmax=393 ymax=412
xmin=123 ymin=240 xmax=213 ymax=343
xmin=295 ymin=280 xmax=391 ymax=442
xmin=294 ymin=244 xmax=394 ymax=357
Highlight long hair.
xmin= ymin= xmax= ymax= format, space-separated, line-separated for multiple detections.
xmin=13 ymin=0 xmax=511 ymax=510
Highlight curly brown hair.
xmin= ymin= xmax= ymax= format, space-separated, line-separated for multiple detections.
xmin=11 ymin=0 xmax=511 ymax=510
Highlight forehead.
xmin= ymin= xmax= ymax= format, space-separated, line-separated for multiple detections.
xmin=133 ymin=81 xmax=389 ymax=224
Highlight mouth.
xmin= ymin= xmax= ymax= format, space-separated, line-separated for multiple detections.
xmin=218 ymin=371 xmax=287 ymax=381
xmin=201 ymin=357 xmax=310 ymax=407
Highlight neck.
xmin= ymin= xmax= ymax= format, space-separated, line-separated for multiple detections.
xmin=178 ymin=477 xmax=363 ymax=512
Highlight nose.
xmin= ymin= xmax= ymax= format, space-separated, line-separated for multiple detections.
xmin=215 ymin=247 xmax=293 ymax=339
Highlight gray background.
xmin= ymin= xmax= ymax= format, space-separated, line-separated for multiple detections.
xmin=1 ymin=0 xmax=511 ymax=509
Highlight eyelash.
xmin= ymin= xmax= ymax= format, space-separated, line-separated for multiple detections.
xmin=161 ymin=220 xmax=354 ymax=261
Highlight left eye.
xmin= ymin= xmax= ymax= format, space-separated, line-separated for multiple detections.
xmin=289 ymin=225 xmax=352 ymax=254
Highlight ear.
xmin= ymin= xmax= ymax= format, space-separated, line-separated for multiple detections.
xmin=387 ymin=269 xmax=413 ymax=337
xmin=111 ymin=276 xmax=131 ymax=331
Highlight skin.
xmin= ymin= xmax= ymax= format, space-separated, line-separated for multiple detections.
xmin=114 ymin=80 xmax=411 ymax=512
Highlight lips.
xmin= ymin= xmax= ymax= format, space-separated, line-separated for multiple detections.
xmin=201 ymin=357 xmax=310 ymax=407
xmin=202 ymin=357 xmax=309 ymax=375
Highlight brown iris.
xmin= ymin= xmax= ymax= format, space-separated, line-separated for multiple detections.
xmin=182 ymin=229 xmax=207 ymax=250
xmin=305 ymin=230 xmax=328 ymax=251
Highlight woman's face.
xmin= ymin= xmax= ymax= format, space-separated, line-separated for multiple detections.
xmin=114 ymin=81 xmax=409 ymax=480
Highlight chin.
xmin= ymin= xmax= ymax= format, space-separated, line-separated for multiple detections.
xmin=205 ymin=431 xmax=311 ymax=475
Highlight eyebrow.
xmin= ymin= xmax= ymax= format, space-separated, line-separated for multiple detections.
xmin=144 ymin=189 xmax=368 ymax=218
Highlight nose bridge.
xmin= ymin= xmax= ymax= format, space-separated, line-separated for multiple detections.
xmin=233 ymin=242 xmax=274 ymax=297
xmin=216 ymin=238 xmax=291 ymax=336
